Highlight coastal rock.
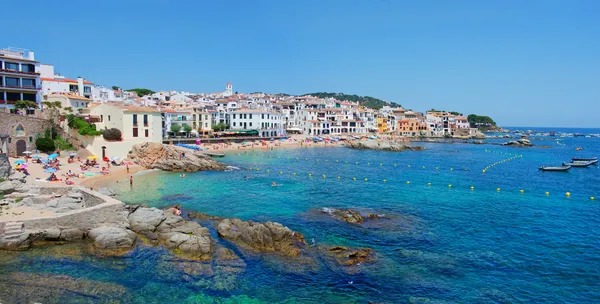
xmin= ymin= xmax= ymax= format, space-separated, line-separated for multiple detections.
xmin=157 ymin=209 xmax=213 ymax=259
xmin=59 ymin=228 xmax=86 ymax=241
xmin=127 ymin=142 xmax=226 ymax=172
xmin=345 ymin=140 xmax=425 ymax=152
xmin=501 ymin=139 xmax=533 ymax=147
xmin=8 ymin=171 xmax=26 ymax=183
xmin=326 ymin=246 xmax=375 ymax=266
xmin=0 ymin=155 xmax=10 ymax=178
xmin=98 ymin=187 xmax=117 ymax=196
xmin=88 ymin=226 xmax=136 ymax=250
xmin=0 ymin=180 xmax=20 ymax=194
xmin=217 ymin=218 xmax=306 ymax=256
xmin=128 ymin=207 xmax=166 ymax=233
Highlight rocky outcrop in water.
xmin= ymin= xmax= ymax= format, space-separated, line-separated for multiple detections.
xmin=88 ymin=226 xmax=136 ymax=251
xmin=127 ymin=142 xmax=226 ymax=172
xmin=501 ymin=139 xmax=533 ymax=147
xmin=217 ymin=218 xmax=306 ymax=256
xmin=327 ymin=246 xmax=375 ymax=266
xmin=345 ymin=140 xmax=425 ymax=152
xmin=128 ymin=207 xmax=213 ymax=260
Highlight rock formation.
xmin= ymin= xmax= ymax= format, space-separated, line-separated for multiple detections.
xmin=501 ymin=139 xmax=533 ymax=147
xmin=88 ymin=226 xmax=136 ymax=250
xmin=0 ymin=155 xmax=10 ymax=178
xmin=128 ymin=207 xmax=213 ymax=260
xmin=326 ymin=246 xmax=375 ymax=266
xmin=127 ymin=142 xmax=226 ymax=172
xmin=217 ymin=218 xmax=306 ymax=256
xmin=345 ymin=140 xmax=425 ymax=152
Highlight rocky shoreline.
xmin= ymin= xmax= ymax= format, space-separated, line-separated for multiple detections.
xmin=127 ymin=142 xmax=226 ymax=172
xmin=345 ymin=140 xmax=426 ymax=152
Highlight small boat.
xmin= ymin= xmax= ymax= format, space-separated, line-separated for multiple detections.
xmin=562 ymin=161 xmax=594 ymax=167
xmin=571 ymin=157 xmax=597 ymax=162
xmin=539 ymin=166 xmax=571 ymax=171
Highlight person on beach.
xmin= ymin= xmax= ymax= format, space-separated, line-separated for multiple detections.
xmin=129 ymin=176 xmax=133 ymax=186
xmin=126 ymin=164 xmax=130 ymax=173
xmin=173 ymin=205 xmax=182 ymax=216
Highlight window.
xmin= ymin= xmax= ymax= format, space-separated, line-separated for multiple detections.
xmin=133 ymin=128 xmax=138 ymax=137
xmin=6 ymin=92 xmax=20 ymax=101
xmin=233 ymin=114 xmax=236 ymax=119
xmin=249 ymin=122 xmax=252 ymax=127
xmin=29 ymin=136 xmax=33 ymax=142
xmin=143 ymin=114 xmax=148 ymax=126
xmin=244 ymin=114 xmax=247 ymax=119
xmin=69 ymin=84 xmax=78 ymax=92
xmin=249 ymin=114 xmax=252 ymax=119
xmin=21 ymin=64 xmax=35 ymax=73
xmin=100 ymin=115 xmax=104 ymax=122
xmin=83 ymin=86 xmax=91 ymax=93
xmin=145 ymin=129 xmax=149 ymax=137
xmin=108 ymin=115 xmax=111 ymax=121
xmin=262 ymin=114 xmax=264 ymax=119
xmin=21 ymin=78 xmax=35 ymax=88
xmin=5 ymin=77 xmax=19 ymax=87
xmin=233 ymin=122 xmax=236 ymax=127
xmin=15 ymin=125 xmax=25 ymax=137
xmin=133 ymin=114 xmax=138 ymax=126
xmin=5 ymin=62 xmax=18 ymax=70
xmin=22 ymin=93 xmax=36 ymax=102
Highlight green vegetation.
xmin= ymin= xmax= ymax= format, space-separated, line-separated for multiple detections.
xmin=103 ymin=128 xmax=122 ymax=141
xmin=212 ymin=123 xmax=228 ymax=132
xmin=127 ymin=88 xmax=155 ymax=97
xmin=467 ymin=114 xmax=496 ymax=127
xmin=35 ymin=137 xmax=55 ymax=152
xmin=112 ymin=86 xmax=120 ymax=90
xmin=182 ymin=123 xmax=192 ymax=133
xmin=170 ymin=124 xmax=182 ymax=134
xmin=15 ymin=197 xmax=23 ymax=203
xmin=54 ymin=136 xmax=76 ymax=151
xmin=302 ymin=92 xmax=401 ymax=109
xmin=15 ymin=100 xmax=39 ymax=109
xmin=427 ymin=109 xmax=463 ymax=116
xmin=0 ymin=178 xmax=5 ymax=183
xmin=67 ymin=114 xmax=102 ymax=136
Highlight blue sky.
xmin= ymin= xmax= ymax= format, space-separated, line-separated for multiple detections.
xmin=4 ymin=0 xmax=599 ymax=127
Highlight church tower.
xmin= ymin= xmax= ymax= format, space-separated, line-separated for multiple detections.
xmin=224 ymin=81 xmax=233 ymax=97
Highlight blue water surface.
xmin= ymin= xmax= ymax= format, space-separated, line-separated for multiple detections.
xmin=1 ymin=132 xmax=600 ymax=303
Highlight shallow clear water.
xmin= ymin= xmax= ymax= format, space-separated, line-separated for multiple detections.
xmin=2 ymin=134 xmax=600 ymax=303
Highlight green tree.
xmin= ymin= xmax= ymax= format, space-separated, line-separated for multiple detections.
xmin=112 ymin=86 xmax=120 ymax=90
xmin=301 ymin=92 xmax=401 ymax=110
xmin=35 ymin=137 xmax=55 ymax=152
xmin=170 ymin=124 xmax=182 ymax=134
xmin=127 ymin=88 xmax=156 ymax=97
xmin=64 ymin=106 xmax=73 ymax=113
xmin=182 ymin=123 xmax=192 ymax=133
xmin=467 ymin=114 xmax=496 ymax=127
xmin=15 ymin=100 xmax=38 ymax=110
xmin=212 ymin=123 xmax=228 ymax=132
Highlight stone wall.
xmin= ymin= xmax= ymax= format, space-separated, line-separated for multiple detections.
xmin=16 ymin=187 xmax=129 ymax=232
xmin=0 ymin=112 xmax=51 ymax=157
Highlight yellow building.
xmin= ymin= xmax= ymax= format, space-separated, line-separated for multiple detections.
xmin=377 ymin=117 xmax=389 ymax=133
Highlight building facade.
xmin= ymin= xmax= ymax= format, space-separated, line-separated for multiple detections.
xmin=0 ymin=47 xmax=41 ymax=109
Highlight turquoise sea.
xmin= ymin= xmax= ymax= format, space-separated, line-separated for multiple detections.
xmin=1 ymin=128 xmax=600 ymax=303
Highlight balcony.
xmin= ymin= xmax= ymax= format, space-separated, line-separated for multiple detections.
xmin=0 ymin=69 xmax=40 ymax=76
xmin=0 ymin=84 xmax=40 ymax=91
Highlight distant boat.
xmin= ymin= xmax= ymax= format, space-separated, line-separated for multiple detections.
xmin=571 ymin=157 xmax=597 ymax=162
xmin=539 ymin=166 xmax=571 ymax=172
xmin=562 ymin=161 xmax=594 ymax=168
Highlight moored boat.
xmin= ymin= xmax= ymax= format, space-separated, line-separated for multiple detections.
xmin=539 ymin=166 xmax=571 ymax=172
xmin=571 ymin=157 xmax=598 ymax=162
xmin=563 ymin=161 xmax=594 ymax=167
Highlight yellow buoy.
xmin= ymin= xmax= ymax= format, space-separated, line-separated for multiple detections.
xmin=566 ymin=192 xmax=571 ymax=197
xmin=279 ymin=171 xmax=282 ymax=174
xmin=293 ymin=173 xmax=296 ymax=176
xmin=407 ymin=181 xmax=411 ymax=184
xmin=356 ymin=162 xmax=359 ymax=165
xmin=422 ymin=166 xmax=425 ymax=169
xmin=323 ymin=175 xmax=326 ymax=178
xmin=448 ymin=184 xmax=452 ymax=188
xmin=336 ymin=160 xmax=339 ymax=162
xmin=249 ymin=167 xmax=252 ymax=170
xmin=308 ymin=173 xmax=312 ymax=176
xmin=450 ymin=168 xmax=453 ymax=171
xmin=470 ymin=186 xmax=474 ymax=190
xmin=383 ymin=179 xmax=387 ymax=183
xmin=427 ymin=182 xmax=431 ymax=186
xmin=545 ymin=191 xmax=550 ymax=196
xmin=394 ymin=164 xmax=397 ymax=167
xmin=269 ymin=156 xmax=272 ymax=158
xmin=267 ymin=170 xmax=270 ymax=173
xmin=296 ymin=158 xmax=298 ymax=160
xmin=364 ymin=178 xmax=368 ymax=181
xmin=256 ymin=168 xmax=259 ymax=171
xmin=482 ymin=170 xmax=486 ymax=173
xmin=436 ymin=167 xmax=439 ymax=170
xmin=325 ymin=160 xmax=328 ymax=162
xmin=380 ymin=163 xmax=383 ymax=166
xmin=520 ymin=190 xmax=524 ymax=193
xmin=591 ymin=197 xmax=595 ymax=200
xmin=408 ymin=165 xmax=411 ymax=168
xmin=353 ymin=177 xmax=356 ymax=181
xmin=338 ymin=176 xmax=341 ymax=179
xmin=497 ymin=188 xmax=501 ymax=192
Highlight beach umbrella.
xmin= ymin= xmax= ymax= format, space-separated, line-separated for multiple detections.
xmin=14 ymin=159 xmax=26 ymax=165
xmin=87 ymin=156 xmax=98 ymax=160
xmin=111 ymin=156 xmax=120 ymax=161
xmin=19 ymin=164 xmax=28 ymax=169
xmin=23 ymin=151 xmax=32 ymax=154
xmin=32 ymin=155 xmax=41 ymax=159
xmin=48 ymin=153 xmax=59 ymax=159
xmin=44 ymin=168 xmax=57 ymax=173
xmin=69 ymin=153 xmax=78 ymax=157
xmin=84 ymin=172 xmax=95 ymax=177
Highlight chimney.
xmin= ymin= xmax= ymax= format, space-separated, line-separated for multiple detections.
xmin=28 ymin=50 xmax=35 ymax=61
xmin=77 ymin=77 xmax=84 ymax=97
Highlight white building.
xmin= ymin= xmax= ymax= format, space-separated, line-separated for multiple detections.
xmin=162 ymin=110 xmax=193 ymax=137
xmin=223 ymin=82 xmax=233 ymax=97
xmin=229 ymin=109 xmax=285 ymax=137
xmin=45 ymin=93 xmax=92 ymax=112
xmin=39 ymin=64 xmax=94 ymax=99
xmin=0 ymin=47 xmax=41 ymax=108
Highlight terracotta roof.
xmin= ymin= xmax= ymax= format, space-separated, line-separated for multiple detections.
xmin=40 ymin=77 xmax=94 ymax=85
xmin=48 ymin=93 xmax=91 ymax=101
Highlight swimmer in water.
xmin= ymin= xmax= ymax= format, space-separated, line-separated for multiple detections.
xmin=180 ymin=173 xmax=186 ymax=178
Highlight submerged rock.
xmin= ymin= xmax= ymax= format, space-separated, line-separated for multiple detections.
xmin=345 ymin=140 xmax=425 ymax=152
xmin=327 ymin=246 xmax=375 ymax=266
xmin=217 ymin=218 xmax=306 ymax=256
xmin=88 ymin=226 xmax=136 ymax=251
xmin=127 ymin=142 xmax=226 ymax=172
